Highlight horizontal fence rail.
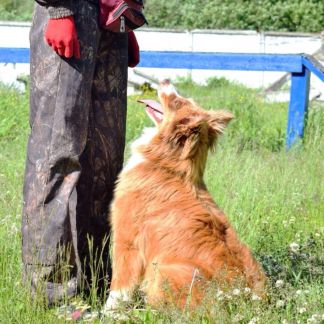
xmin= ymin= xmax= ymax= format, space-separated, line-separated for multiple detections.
xmin=0 ymin=47 xmax=29 ymax=63
xmin=139 ymin=52 xmax=305 ymax=72
xmin=0 ymin=48 xmax=323 ymax=149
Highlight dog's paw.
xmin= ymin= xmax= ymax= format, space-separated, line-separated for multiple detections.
xmin=102 ymin=289 xmax=131 ymax=314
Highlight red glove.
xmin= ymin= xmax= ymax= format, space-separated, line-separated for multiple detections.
xmin=45 ymin=16 xmax=80 ymax=59
xmin=128 ymin=31 xmax=139 ymax=68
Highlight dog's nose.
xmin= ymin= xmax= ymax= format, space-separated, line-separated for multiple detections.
xmin=160 ymin=79 xmax=171 ymax=86
xmin=158 ymin=80 xmax=178 ymax=97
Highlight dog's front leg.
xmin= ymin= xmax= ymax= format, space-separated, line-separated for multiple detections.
xmin=103 ymin=241 xmax=144 ymax=313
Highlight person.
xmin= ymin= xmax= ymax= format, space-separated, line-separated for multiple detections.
xmin=22 ymin=0 xmax=138 ymax=304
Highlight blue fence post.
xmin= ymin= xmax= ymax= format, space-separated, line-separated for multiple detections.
xmin=286 ymin=66 xmax=310 ymax=149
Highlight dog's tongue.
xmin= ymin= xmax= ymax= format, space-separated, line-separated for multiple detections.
xmin=138 ymin=99 xmax=164 ymax=125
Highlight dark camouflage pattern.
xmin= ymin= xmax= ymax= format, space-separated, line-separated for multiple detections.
xmin=22 ymin=0 xmax=128 ymax=303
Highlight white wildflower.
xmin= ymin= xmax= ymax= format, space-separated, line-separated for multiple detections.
xmin=295 ymin=289 xmax=302 ymax=296
xmin=251 ymin=294 xmax=262 ymax=301
xmin=216 ymin=289 xmax=224 ymax=301
xmin=289 ymin=242 xmax=300 ymax=253
xmin=306 ymin=313 xmax=323 ymax=324
xmin=232 ymin=288 xmax=241 ymax=296
xmin=233 ymin=314 xmax=244 ymax=322
xmin=298 ymin=307 xmax=307 ymax=314
xmin=225 ymin=293 xmax=232 ymax=300
xmin=216 ymin=289 xmax=223 ymax=297
xmin=248 ymin=317 xmax=259 ymax=324
xmin=276 ymin=300 xmax=285 ymax=308
xmin=244 ymin=287 xmax=251 ymax=293
xmin=275 ymin=279 xmax=284 ymax=288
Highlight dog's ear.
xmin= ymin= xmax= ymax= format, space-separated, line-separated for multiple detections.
xmin=206 ymin=110 xmax=234 ymax=148
xmin=171 ymin=116 xmax=206 ymax=159
xmin=208 ymin=110 xmax=234 ymax=136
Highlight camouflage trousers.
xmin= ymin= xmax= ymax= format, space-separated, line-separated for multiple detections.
xmin=22 ymin=1 xmax=128 ymax=303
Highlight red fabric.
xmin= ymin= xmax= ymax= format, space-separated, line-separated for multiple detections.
xmin=128 ymin=31 xmax=140 ymax=68
xmin=45 ymin=16 xmax=80 ymax=59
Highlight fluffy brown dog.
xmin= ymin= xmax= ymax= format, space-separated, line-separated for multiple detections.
xmin=103 ymin=81 xmax=265 ymax=311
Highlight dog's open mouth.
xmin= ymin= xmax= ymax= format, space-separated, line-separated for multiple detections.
xmin=138 ymin=99 xmax=164 ymax=126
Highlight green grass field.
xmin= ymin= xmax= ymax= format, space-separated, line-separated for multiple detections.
xmin=0 ymin=79 xmax=323 ymax=323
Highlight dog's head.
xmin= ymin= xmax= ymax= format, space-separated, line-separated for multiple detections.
xmin=156 ymin=80 xmax=233 ymax=159
xmin=140 ymin=81 xmax=233 ymax=184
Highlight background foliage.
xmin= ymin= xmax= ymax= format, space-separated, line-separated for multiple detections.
xmin=144 ymin=0 xmax=324 ymax=32
xmin=0 ymin=0 xmax=33 ymax=21
xmin=0 ymin=0 xmax=323 ymax=32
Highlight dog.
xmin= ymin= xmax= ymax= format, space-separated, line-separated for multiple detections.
xmin=103 ymin=81 xmax=265 ymax=311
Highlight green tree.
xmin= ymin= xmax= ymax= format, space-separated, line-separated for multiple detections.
xmin=144 ymin=0 xmax=324 ymax=32
xmin=0 ymin=0 xmax=34 ymax=21
xmin=0 ymin=0 xmax=323 ymax=32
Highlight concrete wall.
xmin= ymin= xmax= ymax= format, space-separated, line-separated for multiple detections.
xmin=0 ymin=22 xmax=323 ymax=94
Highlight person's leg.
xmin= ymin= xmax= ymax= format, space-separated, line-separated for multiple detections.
xmin=75 ymin=29 xmax=128 ymax=296
xmin=22 ymin=1 xmax=101 ymax=304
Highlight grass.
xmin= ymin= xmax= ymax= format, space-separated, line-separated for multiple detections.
xmin=0 ymin=79 xmax=323 ymax=323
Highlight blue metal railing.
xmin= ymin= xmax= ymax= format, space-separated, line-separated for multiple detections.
xmin=0 ymin=48 xmax=323 ymax=149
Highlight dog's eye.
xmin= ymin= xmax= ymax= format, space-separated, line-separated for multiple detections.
xmin=178 ymin=117 xmax=191 ymax=125
xmin=169 ymin=98 xmax=188 ymax=111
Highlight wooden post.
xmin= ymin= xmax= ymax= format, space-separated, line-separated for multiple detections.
xmin=286 ymin=66 xmax=311 ymax=149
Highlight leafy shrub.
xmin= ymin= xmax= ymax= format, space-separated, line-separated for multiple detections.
xmin=0 ymin=0 xmax=323 ymax=32
xmin=0 ymin=0 xmax=34 ymax=21
xmin=144 ymin=0 xmax=324 ymax=32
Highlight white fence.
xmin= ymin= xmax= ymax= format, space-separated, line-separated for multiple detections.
xmin=0 ymin=21 xmax=323 ymax=97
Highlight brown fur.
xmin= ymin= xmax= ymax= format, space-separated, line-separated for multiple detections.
xmin=109 ymin=86 xmax=266 ymax=308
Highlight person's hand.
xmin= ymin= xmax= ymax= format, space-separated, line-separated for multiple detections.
xmin=45 ymin=16 xmax=80 ymax=59
xmin=128 ymin=31 xmax=139 ymax=67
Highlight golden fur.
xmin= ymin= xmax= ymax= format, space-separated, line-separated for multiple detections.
xmin=108 ymin=83 xmax=266 ymax=308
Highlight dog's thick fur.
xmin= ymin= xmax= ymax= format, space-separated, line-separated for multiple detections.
xmin=105 ymin=83 xmax=265 ymax=310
